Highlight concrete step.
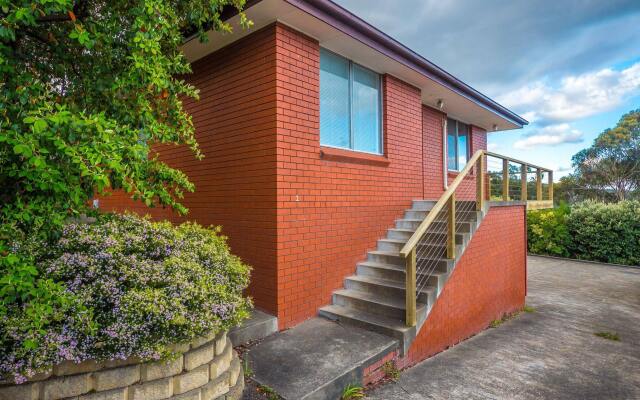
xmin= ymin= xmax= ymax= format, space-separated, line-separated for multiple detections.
xmin=247 ymin=318 xmax=398 ymax=400
xmin=414 ymin=243 xmax=464 ymax=258
xmin=387 ymin=228 xmax=415 ymax=240
xmin=318 ymin=304 xmax=416 ymax=353
xmin=396 ymin=218 xmax=475 ymax=232
xmin=377 ymin=238 xmax=407 ymax=252
xmin=333 ymin=289 xmax=426 ymax=320
xmin=356 ymin=262 xmax=450 ymax=288
xmin=344 ymin=274 xmax=436 ymax=305
xmin=367 ymin=250 xmax=405 ymax=266
xmin=411 ymin=200 xmax=437 ymax=211
xmin=404 ymin=209 xmax=482 ymax=222
xmin=228 ymin=310 xmax=278 ymax=346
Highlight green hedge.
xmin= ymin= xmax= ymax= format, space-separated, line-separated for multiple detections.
xmin=527 ymin=201 xmax=640 ymax=266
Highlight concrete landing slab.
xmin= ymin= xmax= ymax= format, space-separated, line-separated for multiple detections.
xmin=247 ymin=318 xmax=397 ymax=400
xmin=229 ymin=310 xmax=278 ymax=346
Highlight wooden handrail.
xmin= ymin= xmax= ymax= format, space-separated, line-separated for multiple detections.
xmin=485 ymin=151 xmax=552 ymax=173
xmin=401 ymin=149 xmax=553 ymax=327
xmin=400 ymin=150 xmax=485 ymax=257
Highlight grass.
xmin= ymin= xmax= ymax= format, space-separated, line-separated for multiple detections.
xmin=489 ymin=318 xmax=503 ymax=328
xmin=341 ymin=383 xmax=365 ymax=399
xmin=594 ymin=331 xmax=620 ymax=341
xmin=490 ymin=308 xmax=529 ymax=328
xmin=257 ymin=384 xmax=280 ymax=400
xmin=242 ymin=358 xmax=254 ymax=378
xmin=382 ymin=360 xmax=400 ymax=382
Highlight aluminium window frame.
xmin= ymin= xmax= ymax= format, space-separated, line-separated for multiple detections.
xmin=320 ymin=47 xmax=384 ymax=155
xmin=447 ymin=118 xmax=471 ymax=171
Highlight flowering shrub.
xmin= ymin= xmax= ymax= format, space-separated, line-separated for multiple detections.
xmin=1 ymin=213 xmax=251 ymax=383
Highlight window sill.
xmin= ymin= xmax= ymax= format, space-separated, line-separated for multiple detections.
xmin=447 ymin=170 xmax=476 ymax=180
xmin=320 ymin=146 xmax=390 ymax=166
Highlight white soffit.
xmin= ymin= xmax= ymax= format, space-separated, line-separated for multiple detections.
xmin=181 ymin=0 xmax=521 ymax=132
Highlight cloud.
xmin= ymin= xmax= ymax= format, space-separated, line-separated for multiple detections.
xmin=513 ymin=124 xmax=584 ymax=150
xmin=335 ymin=0 xmax=640 ymax=93
xmin=487 ymin=142 xmax=500 ymax=151
xmin=499 ymin=63 xmax=640 ymax=125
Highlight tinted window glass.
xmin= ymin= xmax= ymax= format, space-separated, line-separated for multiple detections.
xmin=320 ymin=48 xmax=350 ymax=149
xmin=352 ymin=64 xmax=381 ymax=153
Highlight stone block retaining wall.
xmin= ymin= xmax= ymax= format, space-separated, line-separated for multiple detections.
xmin=0 ymin=332 xmax=243 ymax=400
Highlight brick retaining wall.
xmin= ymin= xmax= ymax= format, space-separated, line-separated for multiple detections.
xmin=0 ymin=332 xmax=243 ymax=400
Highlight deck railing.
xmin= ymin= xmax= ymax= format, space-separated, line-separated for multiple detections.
xmin=400 ymin=150 xmax=553 ymax=326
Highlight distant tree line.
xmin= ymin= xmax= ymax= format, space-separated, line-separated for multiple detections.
xmin=555 ymin=109 xmax=640 ymax=204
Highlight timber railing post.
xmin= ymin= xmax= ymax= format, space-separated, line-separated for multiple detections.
xmin=447 ymin=194 xmax=456 ymax=259
xmin=405 ymin=248 xmax=417 ymax=327
xmin=476 ymin=153 xmax=485 ymax=211
xmin=536 ymin=168 xmax=543 ymax=201
xmin=548 ymin=170 xmax=554 ymax=203
xmin=502 ymin=158 xmax=509 ymax=201
xmin=521 ymin=164 xmax=528 ymax=201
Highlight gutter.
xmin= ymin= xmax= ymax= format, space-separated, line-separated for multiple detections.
xmin=284 ymin=0 xmax=528 ymax=127
xmin=183 ymin=0 xmax=528 ymax=128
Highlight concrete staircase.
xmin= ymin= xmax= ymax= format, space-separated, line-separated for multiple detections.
xmin=319 ymin=200 xmax=487 ymax=354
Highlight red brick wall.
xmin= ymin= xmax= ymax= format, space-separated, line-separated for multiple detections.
xmin=274 ymin=24 xmax=425 ymax=328
xmin=100 ymin=23 xmax=521 ymax=339
xmin=401 ymin=204 xmax=527 ymax=366
xmin=98 ymin=25 xmax=281 ymax=315
xmin=422 ymin=106 xmax=446 ymax=199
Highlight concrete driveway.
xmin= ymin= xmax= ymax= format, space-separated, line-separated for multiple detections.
xmin=368 ymin=256 xmax=640 ymax=400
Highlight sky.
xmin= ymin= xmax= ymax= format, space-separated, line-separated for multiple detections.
xmin=334 ymin=0 xmax=640 ymax=178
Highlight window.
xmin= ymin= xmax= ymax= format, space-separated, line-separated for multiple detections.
xmin=447 ymin=118 xmax=470 ymax=171
xmin=320 ymin=48 xmax=382 ymax=154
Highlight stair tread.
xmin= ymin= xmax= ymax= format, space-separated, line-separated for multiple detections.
xmin=319 ymin=304 xmax=412 ymax=333
xmin=334 ymin=289 xmax=427 ymax=311
xmin=346 ymin=274 xmax=436 ymax=295
xmin=366 ymin=250 xmax=450 ymax=262
xmin=368 ymin=250 xmax=402 ymax=256
xmin=359 ymin=262 xmax=448 ymax=276
xmin=397 ymin=218 xmax=475 ymax=223
xmin=378 ymin=238 xmax=407 ymax=244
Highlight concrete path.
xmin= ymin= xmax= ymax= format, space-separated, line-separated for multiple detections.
xmin=368 ymin=256 xmax=640 ymax=400
xmin=246 ymin=317 xmax=396 ymax=399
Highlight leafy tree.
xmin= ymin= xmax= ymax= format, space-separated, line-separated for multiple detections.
xmin=553 ymin=174 xmax=617 ymax=205
xmin=0 ymin=0 xmax=249 ymax=375
xmin=572 ymin=109 xmax=640 ymax=201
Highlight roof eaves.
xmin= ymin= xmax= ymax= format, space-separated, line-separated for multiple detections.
xmin=284 ymin=0 xmax=528 ymax=127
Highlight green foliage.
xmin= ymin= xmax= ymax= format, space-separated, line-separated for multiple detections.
xmin=2 ymin=0 xmax=250 ymax=233
xmin=594 ymin=331 xmax=620 ymax=341
xmin=526 ymin=203 xmax=571 ymax=257
xmin=382 ymin=360 xmax=400 ymax=382
xmin=0 ymin=0 xmax=251 ymax=382
xmin=489 ymin=318 xmax=502 ymax=328
xmin=571 ymin=109 xmax=640 ymax=201
xmin=342 ymin=383 xmax=365 ymax=399
xmin=257 ymin=384 xmax=281 ymax=400
xmin=528 ymin=201 xmax=640 ymax=266
xmin=553 ymin=175 xmax=617 ymax=206
xmin=522 ymin=305 xmax=536 ymax=313
xmin=2 ymin=213 xmax=251 ymax=382
xmin=242 ymin=357 xmax=254 ymax=378
xmin=566 ymin=201 xmax=640 ymax=266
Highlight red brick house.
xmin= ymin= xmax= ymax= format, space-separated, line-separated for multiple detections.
xmin=101 ymin=0 xmax=553 ymax=366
